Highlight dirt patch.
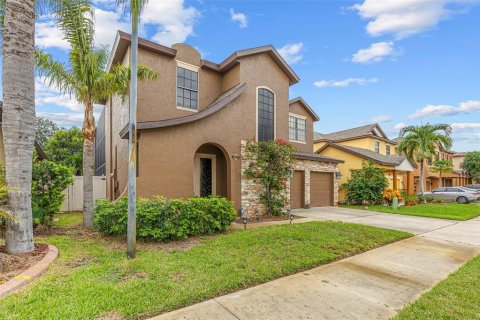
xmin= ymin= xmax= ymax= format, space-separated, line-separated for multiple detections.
xmin=95 ymin=311 xmax=124 ymax=320
xmin=0 ymin=243 xmax=49 ymax=285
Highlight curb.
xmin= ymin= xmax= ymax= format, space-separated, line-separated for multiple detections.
xmin=0 ymin=244 xmax=58 ymax=299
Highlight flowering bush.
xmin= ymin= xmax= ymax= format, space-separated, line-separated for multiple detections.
xmin=344 ymin=161 xmax=388 ymax=205
xmin=243 ymin=139 xmax=295 ymax=216
xmin=382 ymin=188 xmax=403 ymax=205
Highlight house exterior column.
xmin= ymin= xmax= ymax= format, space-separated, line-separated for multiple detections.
xmin=406 ymin=172 xmax=413 ymax=194
xmin=304 ymin=169 xmax=311 ymax=208
xmin=392 ymin=170 xmax=398 ymax=190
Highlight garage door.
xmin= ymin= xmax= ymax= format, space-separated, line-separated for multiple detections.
xmin=310 ymin=172 xmax=333 ymax=207
xmin=290 ymin=171 xmax=304 ymax=209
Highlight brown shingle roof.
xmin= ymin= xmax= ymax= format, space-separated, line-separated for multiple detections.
xmin=314 ymin=123 xmax=391 ymax=142
xmin=318 ymin=143 xmax=407 ymax=167
xmin=294 ymin=151 xmax=343 ymax=164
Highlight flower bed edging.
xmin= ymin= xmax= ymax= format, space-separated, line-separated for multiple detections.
xmin=0 ymin=244 xmax=58 ymax=299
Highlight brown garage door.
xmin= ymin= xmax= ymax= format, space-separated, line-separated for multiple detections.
xmin=290 ymin=171 xmax=304 ymax=209
xmin=310 ymin=172 xmax=333 ymax=207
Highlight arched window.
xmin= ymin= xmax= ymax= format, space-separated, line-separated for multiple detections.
xmin=257 ymin=88 xmax=275 ymax=141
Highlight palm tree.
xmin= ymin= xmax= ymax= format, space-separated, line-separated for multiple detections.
xmin=1 ymin=0 xmax=37 ymax=254
xmin=398 ymin=124 xmax=452 ymax=196
xmin=36 ymin=0 xmax=157 ymax=228
xmin=116 ymin=0 xmax=148 ymax=258
xmin=431 ymin=160 xmax=453 ymax=187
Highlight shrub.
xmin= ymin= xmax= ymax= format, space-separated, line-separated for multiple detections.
xmin=32 ymin=160 xmax=74 ymax=226
xmin=433 ymin=198 xmax=443 ymax=203
xmin=402 ymin=193 xmax=419 ymax=205
xmin=243 ymin=139 xmax=295 ymax=216
xmin=383 ymin=188 xmax=403 ymax=205
xmin=425 ymin=196 xmax=435 ymax=203
xmin=93 ymin=196 xmax=237 ymax=241
xmin=344 ymin=161 xmax=388 ymax=205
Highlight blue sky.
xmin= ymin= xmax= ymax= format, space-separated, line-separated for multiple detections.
xmin=20 ymin=0 xmax=480 ymax=151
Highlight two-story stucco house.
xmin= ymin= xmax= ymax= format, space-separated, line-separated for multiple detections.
xmin=314 ymin=123 xmax=415 ymax=200
xmin=100 ymin=31 xmax=343 ymax=213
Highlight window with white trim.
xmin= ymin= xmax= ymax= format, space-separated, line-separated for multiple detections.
xmin=257 ymin=88 xmax=275 ymax=141
xmin=289 ymin=115 xmax=306 ymax=142
xmin=176 ymin=66 xmax=198 ymax=110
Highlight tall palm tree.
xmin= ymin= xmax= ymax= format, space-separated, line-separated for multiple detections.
xmin=116 ymin=0 xmax=148 ymax=258
xmin=398 ymin=124 xmax=452 ymax=195
xmin=1 ymin=0 xmax=37 ymax=254
xmin=36 ymin=0 xmax=157 ymax=228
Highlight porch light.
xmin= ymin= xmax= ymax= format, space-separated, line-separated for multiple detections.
xmin=335 ymin=171 xmax=342 ymax=179
xmin=232 ymin=154 xmax=241 ymax=161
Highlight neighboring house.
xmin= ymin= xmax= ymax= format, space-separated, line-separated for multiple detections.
xmin=0 ymin=101 xmax=46 ymax=164
xmin=452 ymin=152 xmax=465 ymax=170
xmin=101 ymin=31 xmax=343 ymax=213
xmin=314 ymin=123 xmax=414 ymax=200
xmin=393 ymin=139 xmax=472 ymax=192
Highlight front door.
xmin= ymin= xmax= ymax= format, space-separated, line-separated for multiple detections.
xmin=194 ymin=153 xmax=216 ymax=197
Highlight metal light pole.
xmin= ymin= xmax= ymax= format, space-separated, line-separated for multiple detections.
xmin=127 ymin=16 xmax=139 ymax=259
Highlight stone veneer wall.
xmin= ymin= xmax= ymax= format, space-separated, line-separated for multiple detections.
xmin=241 ymin=140 xmax=340 ymax=215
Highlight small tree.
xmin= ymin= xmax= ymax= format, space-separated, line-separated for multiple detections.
xmin=344 ymin=161 xmax=388 ymax=205
xmin=36 ymin=117 xmax=61 ymax=147
xmin=32 ymin=161 xmax=74 ymax=227
xmin=44 ymin=128 xmax=84 ymax=175
xmin=430 ymin=160 xmax=453 ymax=187
xmin=461 ymin=151 xmax=480 ymax=183
xmin=244 ymin=139 xmax=295 ymax=216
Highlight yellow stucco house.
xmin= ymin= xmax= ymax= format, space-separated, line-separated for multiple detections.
xmin=314 ymin=123 xmax=415 ymax=201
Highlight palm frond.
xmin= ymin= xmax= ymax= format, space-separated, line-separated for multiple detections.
xmin=36 ymin=49 xmax=77 ymax=96
xmin=116 ymin=0 xmax=149 ymax=25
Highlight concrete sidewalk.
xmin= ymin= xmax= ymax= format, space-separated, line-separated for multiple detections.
xmin=151 ymin=208 xmax=480 ymax=320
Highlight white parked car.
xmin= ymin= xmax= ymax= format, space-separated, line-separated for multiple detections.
xmin=422 ymin=187 xmax=479 ymax=204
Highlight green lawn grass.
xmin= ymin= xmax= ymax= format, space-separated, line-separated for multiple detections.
xmin=394 ymin=254 xmax=480 ymax=320
xmin=0 ymin=221 xmax=410 ymax=320
xmin=342 ymin=203 xmax=480 ymax=221
xmin=53 ymin=212 xmax=83 ymax=227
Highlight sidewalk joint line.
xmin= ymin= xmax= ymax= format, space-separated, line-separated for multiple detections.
xmin=213 ymin=298 xmax=241 ymax=320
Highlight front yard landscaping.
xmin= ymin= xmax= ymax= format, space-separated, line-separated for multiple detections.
xmin=0 ymin=213 xmax=410 ymax=320
xmin=394 ymin=254 xmax=480 ymax=320
xmin=342 ymin=203 xmax=480 ymax=221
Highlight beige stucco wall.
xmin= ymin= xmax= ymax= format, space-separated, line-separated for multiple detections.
xmin=106 ymin=45 xmax=314 ymax=211
xmin=288 ymin=101 xmax=314 ymax=153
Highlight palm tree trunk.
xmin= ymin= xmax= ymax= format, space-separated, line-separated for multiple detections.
xmin=82 ymin=101 xmax=95 ymax=228
xmin=2 ymin=0 xmax=36 ymax=254
xmin=419 ymin=161 xmax=425 ymax=196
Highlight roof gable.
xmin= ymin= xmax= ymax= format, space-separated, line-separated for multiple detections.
xmin=108 ymin=31 xmax=299 ymax=85
xmin=314 ymin=123 xmax=394 ymax=143
xmin=289 ymin=97 xmax=320 ymax=121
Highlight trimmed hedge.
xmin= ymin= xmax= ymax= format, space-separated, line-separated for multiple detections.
xmin=93 ymin=196 xmax=237 ymax=241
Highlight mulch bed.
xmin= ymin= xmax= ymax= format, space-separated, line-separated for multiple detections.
xmin=0 ymin=243 xmax=49 ymax=285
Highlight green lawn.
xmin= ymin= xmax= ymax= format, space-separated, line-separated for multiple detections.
xmin=342 ymin=203 xmax=480 ymax=221
xmin=53 ymin=211 xmax=83 ymax=227
xmin=394 ymin=254 xmax=480 ymax=320
xmin=0 ymin=218 xmax=410 ymax=320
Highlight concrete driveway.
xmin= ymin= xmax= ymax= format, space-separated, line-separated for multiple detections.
xmin=151 ymin=207 xmax=480 ymax=320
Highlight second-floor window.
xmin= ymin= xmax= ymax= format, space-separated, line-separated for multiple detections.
xmin=289 ymin=115 xmax=306 ymax=142
xmin=386 ymin=145 xmax=391 ymax=155
xmin=257 ymin=88 xmax=275 ymax=141
xmin=374 ymin=141 xmax=380 ymax=154
xmin=177 ymin=66 xmax=198 ymax=110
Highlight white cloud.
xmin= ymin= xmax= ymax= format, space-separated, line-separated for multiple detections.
xmin=450 ymin=123 xmax=480 ymax=131
xmin=409 ymin=100 xmax=480 ymax=119
xmin=352 ymin=41 xmax=399 ymax=64
xmin=371 ymin=115 xmax=392 ymax=123
xmin=230 ymin=8 xmax=248 ymax=29
xmin=278 ymin=42 xmax=304 ymax=65
xmin=314 ymin=77 xmax=378 ymax=88
xmin=36 ymin=20 xmax=70 ymax=50
xmin=142 ymin=0 xmax=199 ymax=46
xmin=393 ymin=122 xmax=408 ymax=132
xmin=35 ymin=77 xmax=83 ymax=112
xmin=94 ymin=8 xmax=130 ymax=48
xmin=351 ymin=0 xmax=478 ymax=39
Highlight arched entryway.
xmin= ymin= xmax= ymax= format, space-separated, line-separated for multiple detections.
xmin=193 ymin=143 xmax=229 ymax=198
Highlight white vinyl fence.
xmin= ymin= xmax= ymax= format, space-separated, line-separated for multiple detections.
xmin=60 ymin=176 xmax=107 ymax=212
